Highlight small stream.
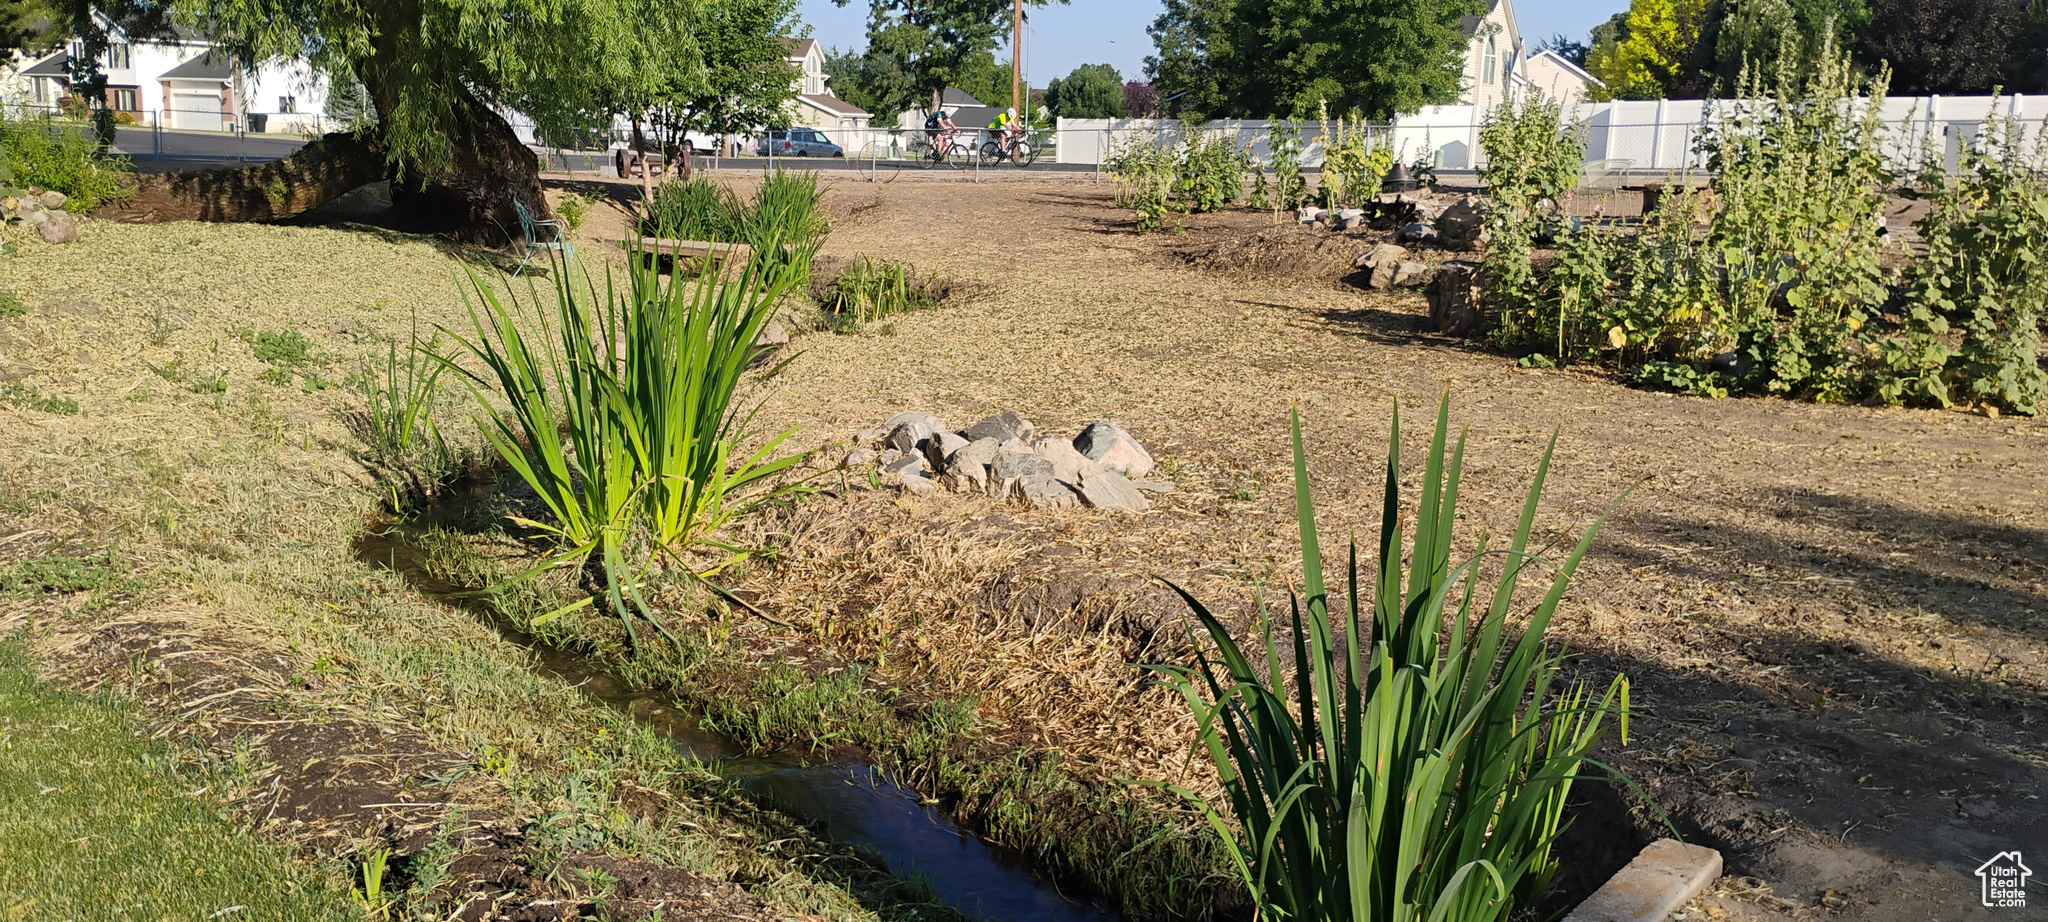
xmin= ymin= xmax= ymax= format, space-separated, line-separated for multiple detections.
xmin=353 ymin=523 xmax=1117 ymax=922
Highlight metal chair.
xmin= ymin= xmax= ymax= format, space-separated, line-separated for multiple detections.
xmin=1579 ymin=158 xmax=1635 ymax=193
xmin=513 ymin=197 xmax=572 ymax=276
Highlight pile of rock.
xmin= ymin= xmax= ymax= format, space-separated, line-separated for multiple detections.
xmin=2 ymin=189 xmax=81 ymax=244
xmin=1353 ymin=243 xmax=1429 ymax=290
xmin=845 ymin=410 xmax=1169 ymax=512
xmin=1396 ymin=195 xmax=1487 ymax=251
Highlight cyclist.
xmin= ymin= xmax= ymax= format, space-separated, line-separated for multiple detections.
xmin=989 ymin=107 xmax=1023 ymax=156
xmin=923 ymin=109 xmax=958 ymax=157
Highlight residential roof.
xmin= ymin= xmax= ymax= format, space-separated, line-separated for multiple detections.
xmin=1526 ymin=48 xmax=1603 ymax=86
xmin=160 ymin=49 xmax=233 ymax=81
xmin=1459 ymin=0 xmax=1503 ymax=36
xmin=784 ymin=37 xmax=818 ymax=60
xmin=22 ymin=51 xmax=69 ymax=77
xmin=942 ymin=87 xmax=984 ymax=107
xmin=953 ymin=105 xmax=1003 ymax=128
xmin=798 ymin=93 xmax=868 ymax=118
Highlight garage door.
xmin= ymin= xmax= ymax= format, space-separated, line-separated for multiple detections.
xmin=170 ymin=94 xmax=224 ymax=131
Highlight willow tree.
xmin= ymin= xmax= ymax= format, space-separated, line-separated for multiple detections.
xmin=105 ymin=0 xmax=702 ymax=241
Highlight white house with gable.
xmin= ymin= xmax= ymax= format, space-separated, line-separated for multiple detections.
xmin=1458 ymin=0 xmax=1523 ymax=111
xmin=15 ymin=14 xmax=328 ymax=133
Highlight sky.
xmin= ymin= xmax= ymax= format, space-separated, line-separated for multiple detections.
xmin=794 ymin=0 xmax=1629 ymax=89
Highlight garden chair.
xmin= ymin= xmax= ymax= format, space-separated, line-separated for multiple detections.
xmin=1579 ymin=158 xmax=1634 ymax=193
xmin=513 ymin=197 xmax=573 ymax=277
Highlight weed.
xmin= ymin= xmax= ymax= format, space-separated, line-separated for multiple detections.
xmin=355 ymin=849 xmax=391 ymax=918
xmin=0 ymin=552 xmax=122 ymax=597
xmin=643 ymin=171 xmax=828 ymax=284
xmin=556 ymin=192 xmax=593 ymax=232
xmin=1315 ymin=106 xmax=1394 ymax=209
xmin=1152 ymin=400 xmax=1631 ymax=922
xmin=1107 ymin=123 xmax=1250 ymax=232
xmin=0 ymin=108 xmax=131 ymax=210
xmin=352 ymin=321 xmax=457 ymax=498
xmin=0 ymin=381 xmax=80 ymax=415
xmin=0 ymin=289 xmax=22 ymax=318
xmin=236 ymin=328 xmax=315 ymax=367
xmin=145 ymin=303 xmax=180 ymax=346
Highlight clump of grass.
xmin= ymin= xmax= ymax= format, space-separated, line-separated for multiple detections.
xmin=642 ymin=170 xmax=827 ymax=284
xmin=0 ymin=640 xmax=358 ymax=919
xmin=350 ymin=323 xmax=459 ymax=504
xmin=555 ymin=192 xmax=594 ymax=232
xmin=819 ymin=257 xmax=944 ymax=330
xmin=444 ymin=247 xmax=807 ymax=652
xmin=0 ymin=108 xmax=131 ymax=211
xmin=236 ymin=327 xmax=315 ymax=367
xmin=0 ymin=552 xmax=121 ymax=597
xmin=0 ymin=289 xmax=23 ymax=318
xmin=1153 ymin=398 xmax=1632 ymax=922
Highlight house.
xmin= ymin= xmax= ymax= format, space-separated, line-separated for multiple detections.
xmin=15 ymin=15 xmax=327 ymax=132
xmin=894 ymin=88 xmax=989 ymax=131
xmin=1519 ymin=49 xmax=1602 ymax=109
xmin=1457 ymin=0 xmax=1523 ymax=111
xmin=782 ymin=38 xmax=869 ymax=141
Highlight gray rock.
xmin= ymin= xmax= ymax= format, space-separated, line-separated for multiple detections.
xmin=882 ymin=410 xmax=945 ymax=440
xmin=844 ymin=448 xmax=877 ymax=467
xmin=37 ymin=190 xmax=67 ymax=211
xmin=963 ymin=410 xmax=1033 ymax=444
xmin=1368 ymin=262 xmax=1397 ymax=290
xmin=1131 ymin=479 xmax=1176 ymax=494
xmin=878 ymin=448 xmax=905 ymax=465
xmin=1016 ymin=472 xmax=1080 ymax=510
xmin=1296 ymin=206 xmax=1324 ymax=224
xmin=1336 ymin=207 xmax=1366 ymax=221
xmin=36 ymin=212 xmax=78 ymax=244
xmin=16 ymin=196 xmax=39 ymax=217
xmin=1032 ymin=435 xmax=1105 ymax=483
xmin=991 ymin=449 xmax=1053 ymax=498
xmin=950 ymin=437 xmax=1001 ymax=473
xmin=22 ymin=207 xmax=49 ymax=226
xmin=1391 ymin=260 xmax=1429 ymax=288
xmin=1396 ymin=221 xmax=1436 ymax=244
xmin=1354 ymin=243 xmax=1408 ymax=269
xmin=924 ymin=430 xmax=970 ymax=470
xmin=899 ymin=469 xmax=939 ymax=496
xmin=883 ymin=454 xmax=928 ymax=476
xmin=941 ymin=463 xmax=988 ymax=494
xmin=753 ymin=321 xmax=789 ymax=348
xmin=886 ymin=420 xmax=938 ymax=455
xmin=1076 ymin=467 xmax=1150 ymax=512
xmin=1073 ymin=421 xmax=1155 ymax=478
xmin=855 ymin=427 xmax=888 ymax=444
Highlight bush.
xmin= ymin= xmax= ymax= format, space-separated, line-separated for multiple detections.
xmin=643 ymin=171 xmax=826 ymax=283
xmin=1154 ymin=399 xmax=1631 ymax=922
xmin=819 ymin=257 xmax=943 ymax=329
xmin=1106 ymin=124 xmax=1250 ymax=232
xmin=0 ymin=109 xmax=131 ymax=211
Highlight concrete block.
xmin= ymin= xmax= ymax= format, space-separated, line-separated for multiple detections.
xmin=1564 ymin=838 xmax=1723 ymax=922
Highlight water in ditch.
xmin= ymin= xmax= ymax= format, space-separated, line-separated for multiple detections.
xmin=353 ymin=522 xmax=1116 ymax=922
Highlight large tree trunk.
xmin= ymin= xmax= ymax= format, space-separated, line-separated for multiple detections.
xmin=94 ymin=132 xmax=388 ymax=223
xmin=394 ymin=84 xmax=547 ymax=245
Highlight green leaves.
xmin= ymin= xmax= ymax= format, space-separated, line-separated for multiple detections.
xmin=1151 ymin=397 xmax=1632 ymax=922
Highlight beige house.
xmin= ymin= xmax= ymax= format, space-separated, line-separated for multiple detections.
xmin=1519 ymin=49 xmax=1602 ymax=109
xmin=782 ymin=38 xmax=870 ymax=139
xmin=1457 ymin=0 xmax=1522 ymax=111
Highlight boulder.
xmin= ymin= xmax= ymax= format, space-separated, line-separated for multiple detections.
xmin=1426 ymin=261 xmax=1488 ymax=338
xmin=991 ymin=449 xmax=1053 ymax=497
xmin=949 ymin=437 xmax=1002 ymax=473
xmin=899 ymin=469 xmax=939 ymax=497
xmin=1368 ymin=262 xmax=1398 ymax=290
xmin=1354 ymin=243 xmax=1408 ymax=270
xmin=36 ymin=212 xmax=78 ymax=245
xmin=963 ymin=410 xmax=1033 ymax=444
xmin=1131 ymin=479 xmax=1176 ymax=494
xmin=37 ymin=190 xmax=67 ymax=211
xmin=941 ymin=463 xmax=989 ymax=494
xmin=882 ymin=410 xmax=945 ymax=437
xmin=1073 ymin=421 xmax=1154 ymax=478
xmin=1032 ymin=435 xmax=1106 ymax=483
xmin=1436 ymin=196 xmax=1488 ymax=250
xmin=877 ymin=448 xmax=904 ymax=465
xmin=1391 ymin=260 xmax=1429 ymax=288
xmin=924 ymin=430 xmax=971 ymax=470
xmin=1296 ymin=206 xmax=1324 ymax=224
xmin=855 ymin=427 xmax=889 ymax=444
xmin=1075 ymin=467 xmax=1150 ymax=512
xmin=882 ymin=453 xmax=928 ymax=477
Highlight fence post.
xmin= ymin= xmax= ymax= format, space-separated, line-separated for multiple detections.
xmin=1651 ymin=98 xmax=1667 ymax=171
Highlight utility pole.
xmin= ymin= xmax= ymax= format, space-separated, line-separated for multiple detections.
xmin=1011 ymin=0 xmax=1021 ymax=113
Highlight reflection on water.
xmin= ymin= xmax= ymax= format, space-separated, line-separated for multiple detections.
xmin=354 ymin=525 xmax=1117 ymax=922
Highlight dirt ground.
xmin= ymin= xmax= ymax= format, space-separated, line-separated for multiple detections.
xmin=648 ymin=173 xmax=2045 ymax=922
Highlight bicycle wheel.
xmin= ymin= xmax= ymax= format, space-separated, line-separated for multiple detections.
xmin=945 ymin=143 xmax=967 ymax=170
xmin=979 ymin=141 xmax=1001 ymax=167
xmin=919 ymin=144 xmax=939 ymax=169
xmin=1015 ymin=140 xmax=1039 ymax=167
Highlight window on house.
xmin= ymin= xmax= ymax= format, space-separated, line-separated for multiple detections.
xmin=113 ymin=88 xmax=137 ymax=110
xmin=1484 ymin=36 xmax=1497 ymax=86
xmin=279 ymin=96 xmax=297 ymax=113
xmin=108 ymin=44 xmax=130 ymax=69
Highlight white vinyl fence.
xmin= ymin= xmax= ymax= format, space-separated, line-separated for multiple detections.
xmin=1056 ymin=95 xmax=2047 ymax=174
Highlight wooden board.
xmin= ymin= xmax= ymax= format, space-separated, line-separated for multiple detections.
xmin=611 ymin=237 xmax=752 ymax=260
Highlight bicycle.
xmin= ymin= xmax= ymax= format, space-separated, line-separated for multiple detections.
xmin=920 ymin=130 xmax=967 ymax=169
xmin=977 ymin=131 xmax=1040 ymax=167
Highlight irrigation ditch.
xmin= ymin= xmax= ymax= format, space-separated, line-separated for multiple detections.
xmin=351 ymin=487 xmax=1123 ymax=922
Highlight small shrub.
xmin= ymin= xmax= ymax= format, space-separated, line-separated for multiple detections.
xmin=555 ymin=192 xmax=592 ymax=232
xmin=643 ymin=171 xmax=827 ymax=283
xmin=1106 ymin=125 xmax=1250 ymax=232
xmin=820 ymin=257 xmax=943 ymax=329
xmin=1315 ymin=108 xmax=1394 ymax=209
xmin=0 ymin=109 xmax=131 ymax=211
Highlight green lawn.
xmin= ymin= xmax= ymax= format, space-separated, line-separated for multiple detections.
xmin=0 ymin=640 xmax=361 ymax=922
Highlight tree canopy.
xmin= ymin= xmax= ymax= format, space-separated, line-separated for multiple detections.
xmin=825 ymin=43 xmax=1007 ymax=123
xmin=1144 ymin=0 xmax=1480 ymax=119
xmin=1044 ymin=63 xmax=1123 ymax=119
xmin=833 ymin=0 xmax=1058 ymax=116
